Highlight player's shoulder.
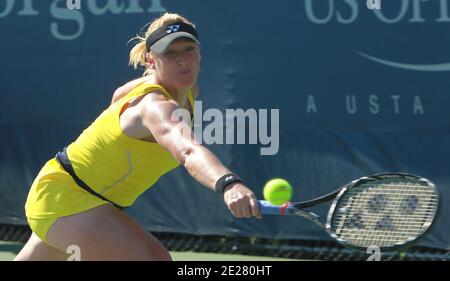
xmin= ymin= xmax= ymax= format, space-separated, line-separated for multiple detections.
xmin=140 ymin=89 xmax=176 ymax=106
xmin=122 ymin=76 xmax=150 ymax=92
xmin=111 ymin=76 xmax=151 ymax=104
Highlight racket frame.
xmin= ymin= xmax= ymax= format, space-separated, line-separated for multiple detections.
xmin=325 ymin=173 xmax=440 ymax=252
xmin=261 ymin=172 xmax=440 ymax=252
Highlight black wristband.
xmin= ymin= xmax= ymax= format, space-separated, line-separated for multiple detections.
xmin=215 ymin=173 xmax=243 ymax=194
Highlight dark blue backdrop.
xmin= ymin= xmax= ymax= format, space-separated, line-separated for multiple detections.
xmin=1 ymin=0 xmax=449 ymax=249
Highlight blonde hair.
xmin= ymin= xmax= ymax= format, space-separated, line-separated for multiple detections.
xmin=129 ymin=13 xmax=195 ymax=76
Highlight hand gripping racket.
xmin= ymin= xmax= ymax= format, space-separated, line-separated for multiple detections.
xmin=259 ymin=173 xmax=439 ymax=252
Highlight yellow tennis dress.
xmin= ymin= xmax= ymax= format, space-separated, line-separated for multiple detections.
xmin=24 ymin=83 xmax=194 ymax=243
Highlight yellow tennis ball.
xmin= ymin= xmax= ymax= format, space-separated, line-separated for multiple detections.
xmin=263 ymin=178 xmax=293 ymax=206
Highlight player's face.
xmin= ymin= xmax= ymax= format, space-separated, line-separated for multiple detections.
xmin=153 ymin=39 xmax=200 ymax=90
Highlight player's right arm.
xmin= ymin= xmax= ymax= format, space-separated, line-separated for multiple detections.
xmin=138 ymin=92 xmax=261 ymax=219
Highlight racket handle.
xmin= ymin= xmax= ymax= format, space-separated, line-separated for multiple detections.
xmin=258 ymin=200 xmax=291 ymax=215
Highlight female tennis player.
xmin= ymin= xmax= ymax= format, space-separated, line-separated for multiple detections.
xmin=15 ymin=13 xmax=260 ymax=261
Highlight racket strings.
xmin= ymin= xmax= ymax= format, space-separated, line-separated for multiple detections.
xmin=337 ymin=200 xmax=436 ymax=243
xmin=330 ymin=179 xmax=438 ymax=248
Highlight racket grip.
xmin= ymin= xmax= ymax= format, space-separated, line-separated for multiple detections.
xmin=258 ymin=200 xmax=290 ymax=215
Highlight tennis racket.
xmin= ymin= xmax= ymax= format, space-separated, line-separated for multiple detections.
xmin=259 ymin=173 xmax=439 ymax=252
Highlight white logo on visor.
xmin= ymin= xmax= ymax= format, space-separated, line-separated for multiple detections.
xmin=166 ymin=25 xmax=181 ymax=33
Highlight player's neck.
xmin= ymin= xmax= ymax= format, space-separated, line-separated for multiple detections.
xmin=154 ymin=78 xmax=190 ymax=101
